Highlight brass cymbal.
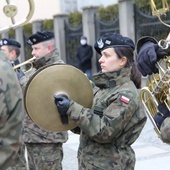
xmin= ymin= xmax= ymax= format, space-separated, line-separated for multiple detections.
xmin=24 ymin=64 xmax=93 ymax=132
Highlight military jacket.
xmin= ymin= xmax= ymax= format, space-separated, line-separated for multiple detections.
xmin=67 ymin=67 xmax=147 ymax=169
xmin=0 ymin=52 xmax=24 ymax=169
xmin=20 ymin=49 xmax=68 ymax=143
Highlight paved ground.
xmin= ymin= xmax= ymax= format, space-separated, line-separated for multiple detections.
xmin=62 ymin=117 xmax=170 ymax=170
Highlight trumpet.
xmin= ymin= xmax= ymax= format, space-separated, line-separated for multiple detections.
xmin=13 ymin=56 xmax=36 ymax=74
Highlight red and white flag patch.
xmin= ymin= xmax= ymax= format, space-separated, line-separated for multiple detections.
xmin=120 ymin=95 xmax=130 ymax=104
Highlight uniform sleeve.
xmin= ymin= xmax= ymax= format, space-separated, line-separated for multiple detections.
xmin=67 ymin=93 xmax=138 ymax=144
xmin=0 ymin=56 xmax=24 ymax=169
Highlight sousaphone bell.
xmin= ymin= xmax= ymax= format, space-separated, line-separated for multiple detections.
xmin=24 ymin=64 xmax=93 ymax=132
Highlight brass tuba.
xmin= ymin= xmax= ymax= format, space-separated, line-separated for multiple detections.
xmin=140 ymin=0 xmax=170 ymax=139
xmin=140 ymin=47 xmax=170 ymax=138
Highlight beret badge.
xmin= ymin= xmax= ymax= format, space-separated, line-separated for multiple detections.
xmin=27 ymin=39 xmax=33 ymax=45
xmin=94 ymin=33 xmax=135 ymax=55
xmin=3 ymin=40 xmax=8 ymax=45
xmin=97 ymin=39 xmax=104 ymax=49
xmin=27 ymin=30 xmax=54 ymax=45
xmin=0 ymin=38 xmax=21 ymax=48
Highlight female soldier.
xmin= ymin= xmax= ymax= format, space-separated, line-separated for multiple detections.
xmin=54 ymin=33 xmax=147 ymax=169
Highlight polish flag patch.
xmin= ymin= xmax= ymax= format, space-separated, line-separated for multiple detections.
xmin=120 ymin=95 xmax=130 ymax=104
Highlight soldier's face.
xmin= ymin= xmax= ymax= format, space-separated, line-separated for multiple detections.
xmin=1 ymin=45 xmax=16 ymax=61
xmin=99 ymin=48 xmax=127 ymax=73
xmin=31 ymin=43 xmax=50 ymax=60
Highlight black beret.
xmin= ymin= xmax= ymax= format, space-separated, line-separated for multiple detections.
xmin=94 ymin=33 xmax=135 ymax=55
xmin=27 ymin=30 xmax=54 ymax=45
xmin=0 ymin=38 xmax=21 ymax=48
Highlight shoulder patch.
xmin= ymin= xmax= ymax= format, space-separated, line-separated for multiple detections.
xmin=120 ymin=95 xmax=130 ymax=104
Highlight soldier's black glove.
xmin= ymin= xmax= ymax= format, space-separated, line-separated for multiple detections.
xmin=137 ymin=42 xmax=167 ymax=76
xmin=54 ymin=94 xmax=70 ymax=124
xmin=154 ymin=103 xmax=170 ymax=129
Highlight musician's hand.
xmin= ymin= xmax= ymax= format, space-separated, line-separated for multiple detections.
xmin=154 ymin=103 xmax=170 ymax=129
xmin=154 ymin=112 xmax=165 ymax=130
xmin=158 ymin=103 xmax=170 ymax=117
xmin=54 ymin=94 xmax=70 ymax=124
xmin=137 ymin=42 xmax=167 ymax=76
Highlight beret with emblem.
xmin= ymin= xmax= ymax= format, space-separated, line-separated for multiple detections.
xmin=94 ymin=33 xmax=135 ymax=55
xmin=27 ymin=30 xmax=54 ymax=45
xmin=0 ymin=38 xmax=21 ymax=48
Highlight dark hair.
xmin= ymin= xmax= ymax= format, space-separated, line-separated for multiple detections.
xmin=8 ymin=45 xmax=20 ymax=57
xmin=114 ymin=47 xmax=142 ymax=89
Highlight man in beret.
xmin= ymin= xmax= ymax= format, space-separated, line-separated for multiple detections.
xmin=7 ymin=30 xmax=68 ymax=170
xmin=0 ymin=38 xmax=24 ymax=79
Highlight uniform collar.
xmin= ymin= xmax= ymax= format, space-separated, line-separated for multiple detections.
xmin=93 ymin=67 xmax=131 ymax=88
xmin=33 ymin=49 xmax=59 ymax=69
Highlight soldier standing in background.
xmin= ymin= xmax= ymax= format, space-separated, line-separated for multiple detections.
xmin=0 ymin=38 xmax=24 ymax=79
xmin=54 ymin=33 xmax=147 ymax=169
xmin=0 ymin=51 xmax=24 ymax=170
xmin=7 ymin=30 xmax=68 ymax=170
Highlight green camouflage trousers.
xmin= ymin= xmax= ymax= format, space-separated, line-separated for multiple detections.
xmin=77 ymin=146 xmax=136 ymax=170
xmin=7 ymin=143 xmax=63 ymax=170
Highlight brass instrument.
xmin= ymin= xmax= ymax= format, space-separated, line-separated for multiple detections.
xmin=0 ymin=0 xmax=35 ymax=33
xmin=140 ymin=53 xmax=170 ymax=138
xmin=150 ymin=0 xmax=170 ymax=27
xmin=13 ymin=56 xmax=36 ymax=74
xmin=140 ymin=0 xmax=170 ymax=139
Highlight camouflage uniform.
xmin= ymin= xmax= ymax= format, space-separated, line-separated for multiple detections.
xmin=8 ymin=49 xmax=68 ymax=170
xmin=160 ymin=118 xmax=170 ymax=143
xmin=0 ymin=51 xmax=24 ymax=170
xmin=67 ymin=67 xmax=147 ymax=170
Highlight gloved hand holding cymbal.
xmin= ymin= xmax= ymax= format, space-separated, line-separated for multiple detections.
xmin=54 ymin=94 xmax=70 ymax=124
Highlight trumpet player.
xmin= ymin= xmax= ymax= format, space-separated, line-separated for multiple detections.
xmin=8 ymin=30 xmax=68 ymax=170
xmin=136 ymin=36 xmax=170 ymax=143
xmin=0 ymin=38 xmax=24 ymax=79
